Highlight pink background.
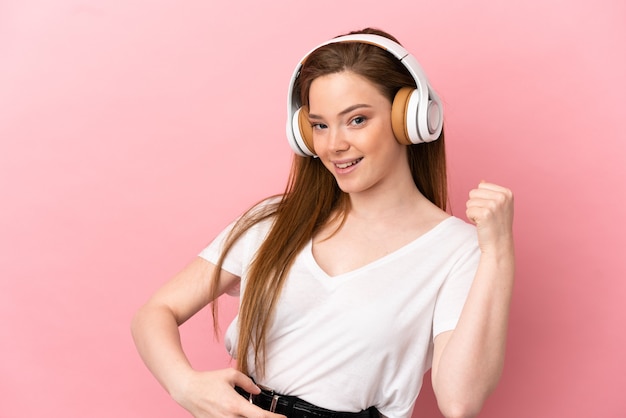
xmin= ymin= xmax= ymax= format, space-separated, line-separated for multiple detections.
xmin=1 ymin=1 xmax=625 ymax=417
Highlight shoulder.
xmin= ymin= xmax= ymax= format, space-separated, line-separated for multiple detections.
xmin=432 ymin=216 xmax=479 ymax=251
xmin=442 ymin=216 xmax=477 ymax=236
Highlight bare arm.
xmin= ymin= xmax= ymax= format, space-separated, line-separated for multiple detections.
xmin=131 ymin=256 xmax=283 ymax=418
xmin=431 ymin=182 xmax=515 ymax=418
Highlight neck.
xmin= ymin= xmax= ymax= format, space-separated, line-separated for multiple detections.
xmin=347 ymin=184 xmax=429 ymax=221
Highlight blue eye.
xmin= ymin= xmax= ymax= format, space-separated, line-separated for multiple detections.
xmin=351 ymin=116 xmax=366 ymax=126
xmin=311 ymin=123 xmax=327 ymax=130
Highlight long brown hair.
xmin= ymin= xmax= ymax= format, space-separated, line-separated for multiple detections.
xmin=210 ymin=27 xmax=447 ymax=377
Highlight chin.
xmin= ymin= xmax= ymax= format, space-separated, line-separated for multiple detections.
xmin=335 ymin=182 xmax=368 ymax=195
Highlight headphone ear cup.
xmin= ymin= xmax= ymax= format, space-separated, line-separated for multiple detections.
xmin=291 ymin=106 xmax=315 ymax=156
xmin=391 ymin=87 xmax=416 ymax=145
xmin=297 ymin=106 xmax=315 ymax=154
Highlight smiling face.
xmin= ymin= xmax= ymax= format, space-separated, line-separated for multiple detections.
xmin=307 ymin=71 xmax=411 ymax=197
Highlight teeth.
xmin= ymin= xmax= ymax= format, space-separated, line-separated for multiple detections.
xmin=336 ymin=158 xmax=361 ymax=169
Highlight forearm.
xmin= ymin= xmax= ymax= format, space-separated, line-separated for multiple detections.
xmin=432 ymin=245 xmax=515 ymax=416
xmin=131 ymin=304 xmax=195 ymax=399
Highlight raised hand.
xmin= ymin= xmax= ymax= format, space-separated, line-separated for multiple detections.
xmin=466 ymin=182 xmax=514 ymax=256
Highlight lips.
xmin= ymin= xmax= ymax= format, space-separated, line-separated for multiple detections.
xmin=334 ymin=158 xmax=363 ymax=169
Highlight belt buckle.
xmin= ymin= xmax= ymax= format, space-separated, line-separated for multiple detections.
xmin=269 ymin=394 xmax=281 ymax=413
xmin=258 ymin=384 xmax=281 ymax=413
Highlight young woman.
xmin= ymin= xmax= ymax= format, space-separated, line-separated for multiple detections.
xmin=131 ymin=27 xmax=515 ymax=418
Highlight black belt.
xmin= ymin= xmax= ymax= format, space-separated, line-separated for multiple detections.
xmin=235 ymin=386 xmax=379 ymax=418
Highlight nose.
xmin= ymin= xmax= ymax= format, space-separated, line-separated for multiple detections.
xmin=328 ymin=127 xmax=349 ymax=153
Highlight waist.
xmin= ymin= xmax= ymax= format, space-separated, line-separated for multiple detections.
xmin=235 ymin=386 xmax=380 ymax=418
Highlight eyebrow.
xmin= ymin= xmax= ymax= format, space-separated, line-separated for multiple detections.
xmin=308 ymin=103 xmax=372 ymax=120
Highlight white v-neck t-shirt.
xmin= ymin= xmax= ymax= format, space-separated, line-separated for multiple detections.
xmin=200 ymin=209 xmax=479 ymax=418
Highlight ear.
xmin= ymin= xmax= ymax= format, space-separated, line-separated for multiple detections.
xmin=296 ymin=105 xmax=315 ymax=155
xmin=391 ymin=87 xmax=415 ymax=145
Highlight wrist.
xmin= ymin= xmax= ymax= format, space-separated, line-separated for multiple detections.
xmin=166 ymin=366 xmax=197 ymax=405
xmin=480 ymin=240 xmax=515 ymax=266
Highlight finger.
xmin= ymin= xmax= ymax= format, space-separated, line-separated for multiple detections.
xmin=477 ymin=183 xmax=514 ymax=205
xmin=468 ymin=189 xmax=513 ymax=212
xmin=468 ymin=187 xmax=508 ymax=202
xmin=466 ymin=195 xmax=510 ymax=219
xmin=466 ymin=197 xmax=495 ymax=209
xmin=477 ymin=181 xmax=510 ymax=193
xmin=466 ymin=207 xmax=490 ymax=224
xmin=231 ymin=371 xmax=261 ymax=395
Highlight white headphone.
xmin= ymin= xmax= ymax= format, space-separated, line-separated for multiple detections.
xmin=286 ymin=34 xmax=444 ymax=157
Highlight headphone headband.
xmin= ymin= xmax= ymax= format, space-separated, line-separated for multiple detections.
xmin=286 ymin=33 xmax=443 ymax=157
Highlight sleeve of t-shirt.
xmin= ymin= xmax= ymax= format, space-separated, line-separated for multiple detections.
xmin=198 ymin=214 xmax=274 ymax=297
xmin=199 ymin=196 xmax=279 ymax=273
xmin=432 ymin=236 xmax=480 ymax=338
xmin=197 ymin=220 xmax=244 ymax=297
xmin=198 ymin=219 xmax=242 ymax=276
